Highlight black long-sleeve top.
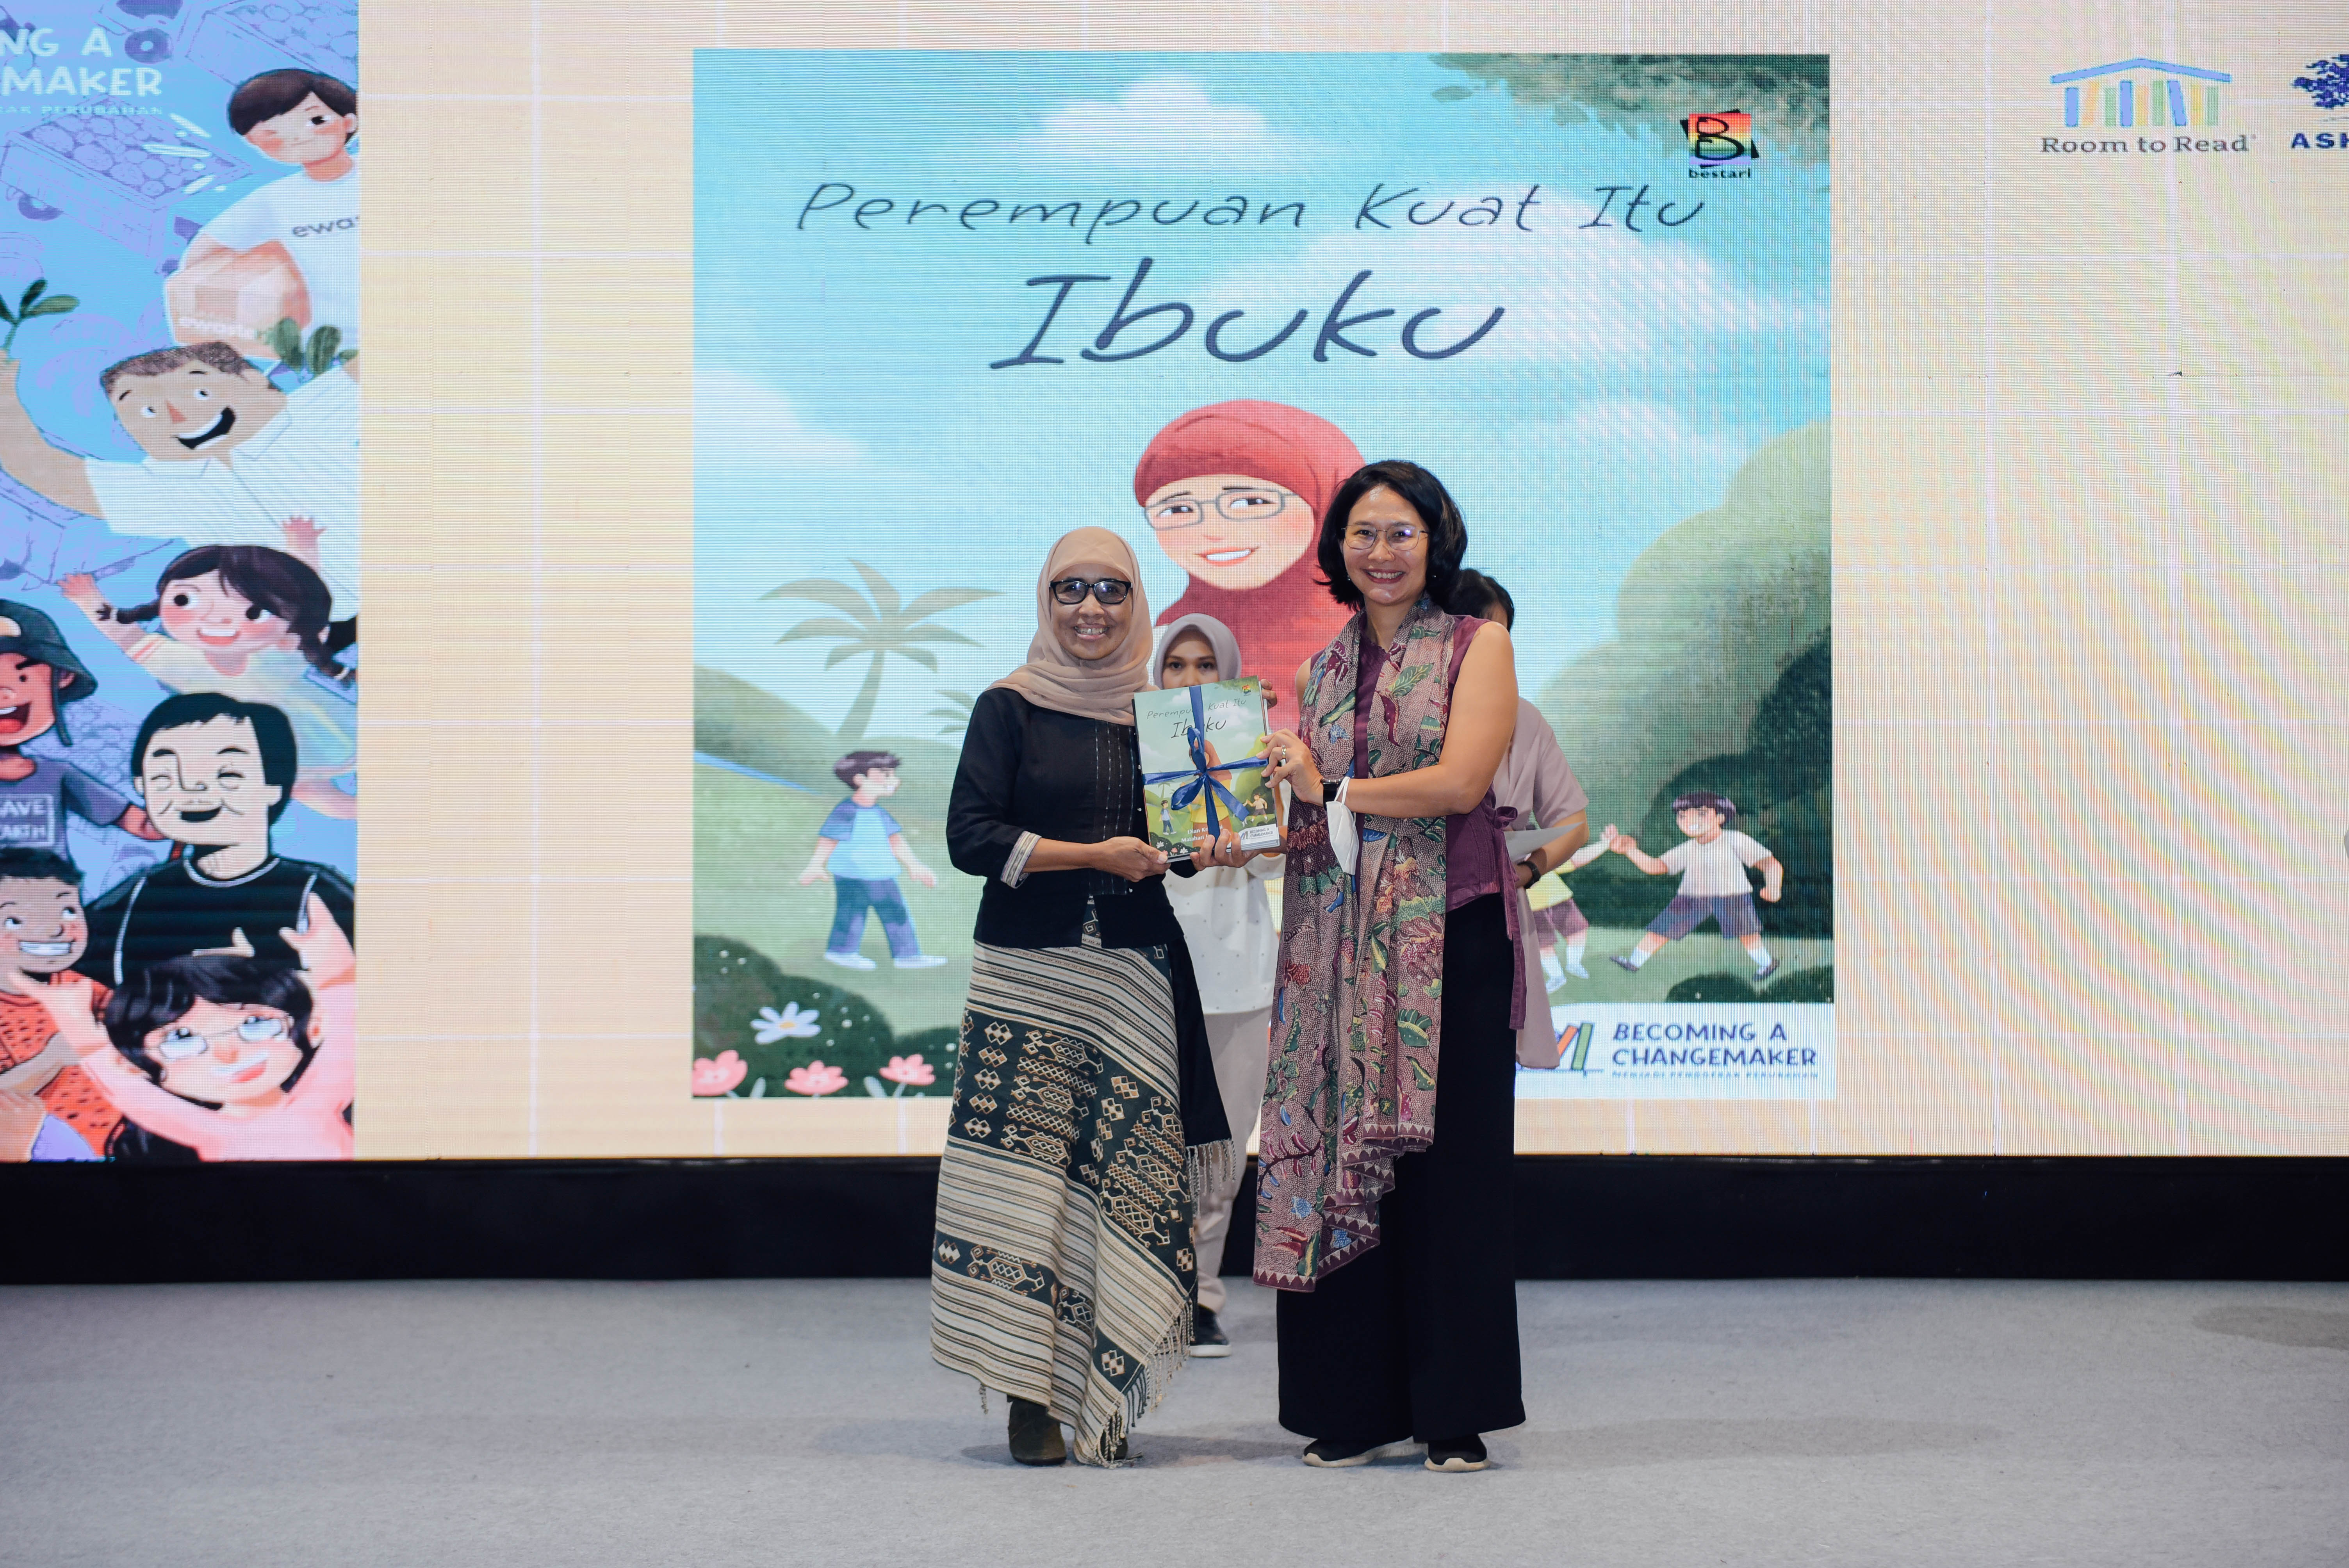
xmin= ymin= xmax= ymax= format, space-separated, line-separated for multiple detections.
xmin=946 ymin=686 xmax=1189 ymax=950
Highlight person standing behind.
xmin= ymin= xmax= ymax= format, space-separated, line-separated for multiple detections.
xmin=1260 ymin=460 xmax=1525 ymax=1473
xmin=1150 ymin=612 xmax=1282 ymax=1357
xmin=930 ymin=527 xmax=1231 ymax=1468
xmin=1446 ymin=569 xmax=1590 ymax=1069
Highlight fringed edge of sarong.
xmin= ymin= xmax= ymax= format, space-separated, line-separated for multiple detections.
xmin=1066 ymin=1140 xmax=1235 ymax=1468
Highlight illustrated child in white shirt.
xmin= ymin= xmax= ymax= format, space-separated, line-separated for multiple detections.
xmin=1610 ymin=791 xmax=1786 ymax=980
xmin=181 ymin=69 xmax=362 ymax=349
xmin=1151 ymin=611 xmax=1283 ymax=1358
xmin=798 ymin=750 xmax=944 ymax=971
xmin=63 ymin=543 xmax=356 ymax=820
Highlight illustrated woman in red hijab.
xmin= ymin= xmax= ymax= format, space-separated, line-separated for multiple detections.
xmin=1132 ymin=401 xmax=1365 ymax=697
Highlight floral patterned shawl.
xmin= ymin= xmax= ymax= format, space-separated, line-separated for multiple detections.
xmin=1253 ymin=597 xmax=1471 ymax=1291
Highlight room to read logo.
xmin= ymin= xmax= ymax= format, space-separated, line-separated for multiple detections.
xmin=2044 ymin=59 xmax=2248 ymax=155
xmin=2288 ymin=53 xmax=2349 ymax=151
xmin=1679 ymin=112 xmax=1756 ymax=179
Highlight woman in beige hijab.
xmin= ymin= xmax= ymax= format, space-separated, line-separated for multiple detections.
xmin=928 ymin=527 xmax=1231 ymax=1468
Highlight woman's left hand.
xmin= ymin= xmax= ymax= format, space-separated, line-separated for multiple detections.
xmin=1262 ymin=729 xmax=1324 ymax=805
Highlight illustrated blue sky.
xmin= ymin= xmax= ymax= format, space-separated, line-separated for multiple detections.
xmin=696 ymin=51 xmax=1829 ymax=739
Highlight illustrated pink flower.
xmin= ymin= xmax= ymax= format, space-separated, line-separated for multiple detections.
xmin=784 ymin=1060 xmax=850 ymax=1097
xmin=879 ymin=1054 xmax=936 ymax=1087
xmin=692 ymin=1050 xmax=748 ymax=1097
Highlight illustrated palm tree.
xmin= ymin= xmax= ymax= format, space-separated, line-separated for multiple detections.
xmin=925 ymin=689 xmax=976 ymax=737
xmin=763 ymin=561 xmax=1000 ymax=742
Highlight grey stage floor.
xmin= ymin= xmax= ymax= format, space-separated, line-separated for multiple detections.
xmin=4 ymin=1279 xmax=2346 ymax=1568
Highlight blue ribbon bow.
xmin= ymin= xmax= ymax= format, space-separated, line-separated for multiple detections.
xmin=1142 ymin=684 xmax=1264 ymax=841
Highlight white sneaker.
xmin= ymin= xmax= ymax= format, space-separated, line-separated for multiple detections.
xmin=894 ymin=954 xmax=949 ymax=969
xmin=1543 ymin=970 xmax=1567 ymax=994
xmin=822 ymin=950 xmax=877 ymax=971
xmin=1565 ymin=962 xmax=1589 ymax=980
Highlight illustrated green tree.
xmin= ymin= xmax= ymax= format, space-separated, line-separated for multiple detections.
xmin=762 ymin=561 xmax=999 ymax=742
xmin=1430 ymin=53 xmax=1830 ymax=165
xmin=925 ymin=688 xmax=976 ymax=737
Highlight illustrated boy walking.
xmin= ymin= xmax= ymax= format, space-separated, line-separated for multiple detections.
xmin=798 ymin=750 xmax=945 ymax=971
xmin=1611 ymin=791 xmax=1786 ymax=980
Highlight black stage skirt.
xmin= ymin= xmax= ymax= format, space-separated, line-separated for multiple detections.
xmin=1275 ymin=892 xmax=1526 ymax=1445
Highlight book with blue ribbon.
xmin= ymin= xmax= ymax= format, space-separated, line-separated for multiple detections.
xmin=1134 ymin=677 xmax=1282 ymax=859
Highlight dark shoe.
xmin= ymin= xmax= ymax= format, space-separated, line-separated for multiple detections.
xmin=1754 ymin=958 xmax=1782 ymax=981
xmin=1302 ymin=1438 xmax=1417 ymax=1468
xmin=1190 ymin=1306 xmax=1232 ymax=1358
xmin=1007 ymin=1397 xmax=1066 ymax=1466
xmin=1609 ymin=954 xmax=1641 ymax=972
xmin=1425 ymin=1434 xmax=1490 ymax=1472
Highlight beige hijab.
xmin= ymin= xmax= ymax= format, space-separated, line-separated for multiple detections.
xmin=987 ymin=527 xmax=1155 ymax=725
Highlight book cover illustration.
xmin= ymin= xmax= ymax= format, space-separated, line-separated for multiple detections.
xmin=1134 ymin=678 xmax=1281 ymax=858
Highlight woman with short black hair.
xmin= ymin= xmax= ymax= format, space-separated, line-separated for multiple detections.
xmin=1259 ymin=460 xmax=1527 ymax=1472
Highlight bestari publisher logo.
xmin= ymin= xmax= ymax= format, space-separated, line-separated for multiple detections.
xmin=1679 ymin=111 xmax=1756 ymax=178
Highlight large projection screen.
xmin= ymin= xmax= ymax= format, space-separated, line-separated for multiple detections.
xmin=8 ymin=0 xmax=2342 ymax=1165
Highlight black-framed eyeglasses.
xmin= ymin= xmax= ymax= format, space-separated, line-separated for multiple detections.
xmin=1142 ymin=487 xmax=1302 ymax=531
xmin=1050 ymin=577 xmax=1133 ymax=606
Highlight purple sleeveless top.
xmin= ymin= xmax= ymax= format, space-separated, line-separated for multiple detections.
xmin=1350 ymin=615 xmax=1511 ymax=908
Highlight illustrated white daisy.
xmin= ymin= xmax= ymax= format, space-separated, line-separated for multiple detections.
xmin=752 ymin=1003 xmax=822 ymax=1043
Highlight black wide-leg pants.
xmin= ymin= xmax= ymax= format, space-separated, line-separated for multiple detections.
xmin=1276 ymin=893 xmax=1526 ymax=1445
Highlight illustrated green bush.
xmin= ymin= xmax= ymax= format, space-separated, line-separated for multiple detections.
xmin=1664 ymin=972 xmax=1759 ymax=1003
xmin=1763 ymin=964 xmax=1835 ymax=1003
xmin=693 ymin=934 xmax=913 ymax=1095
xmin=1664 ymin=963 xmax=1836 ymax=1005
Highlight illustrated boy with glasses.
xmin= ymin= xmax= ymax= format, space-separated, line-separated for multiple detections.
xmin=800 ymin=749 xmax=946 ymax=972
xmin=6 ymin=893 xmax=355 ymax=1161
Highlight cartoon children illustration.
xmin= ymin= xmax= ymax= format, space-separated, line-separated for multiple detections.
xmin=1132 ymin=401 xmax=1364 ymax=695
xmin=11 ymin=893 xmax=355 ymax=1161
xmin=63 ymin=544 xmax=357 ymax=820
xmin=1529 ymin=827 xmax=1618 ymax=986
xmin=0 ymin=342 xmax=360 ymax=617
xmin=0 ymin=600 xmax=160 ymax=855
xmin=178 ymin=69 xmax=361 ymax=349
xmin=1609 ymin=791 xmax=1785 ymax=980
xmin=0 ymin=847 xmax=118 ymax=1161
xmin=77 ymin=693 xmax=355 ymax=985
xmin=797 ymin=749 xmax=945 ymax=972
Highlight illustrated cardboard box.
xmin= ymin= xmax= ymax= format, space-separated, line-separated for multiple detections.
xmin=0 ymin=100 xmax=250 ymax=260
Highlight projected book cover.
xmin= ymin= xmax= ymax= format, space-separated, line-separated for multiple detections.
xmin=692 ymin=51 xmax=1831 ymax=1107
xmin=0 ymin=1 xmax=359 ymax=1162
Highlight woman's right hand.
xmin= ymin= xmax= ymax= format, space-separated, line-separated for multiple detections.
xmin=1262 ymin=728 xmax=1324 ymax=805
xmin=1091 ymin=836 xmax=1170 ymax=882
